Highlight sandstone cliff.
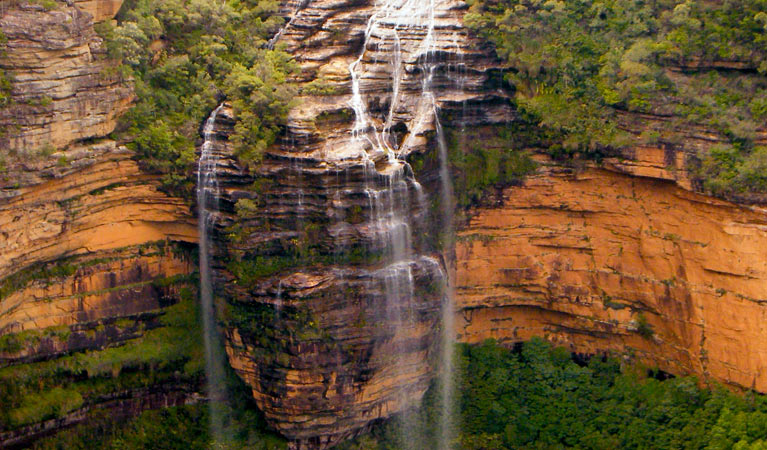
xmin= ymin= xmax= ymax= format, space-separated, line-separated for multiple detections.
xmin=0 ymin=1 xmax=200 ymax=446
xmin=3 ymin=0 xmax=767 ymax=447
xmin=0 ymin=0 xmax=133 ymax=153
xmin=454 ymin=150 xmax=767 ymax=392
xmin=203 ymin=0 xmax=511 ymax=446
xmin=206 ymin=0 xmax=767 ymax=446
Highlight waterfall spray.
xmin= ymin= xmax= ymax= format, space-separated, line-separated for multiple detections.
xmin=197 ymin=104 xmax=227 ymax=445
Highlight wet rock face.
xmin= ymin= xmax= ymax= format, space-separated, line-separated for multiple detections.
xmin=208 ymin=112 xmax=447 ymax=448
xmin=0 ymin=0 xmax=133 ymax=152
xmin=205 ymin=0 xmax=511 ymax=445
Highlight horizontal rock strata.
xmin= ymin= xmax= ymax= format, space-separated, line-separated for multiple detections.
xmin=0 ymin=0 xmax=132 ymax=152
xmin=455 ymin=164 xmax=767 ymax=391
xmin=208 ymin=0 xmax=515 ymax=446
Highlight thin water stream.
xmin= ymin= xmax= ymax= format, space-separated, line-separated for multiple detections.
xmin=197 ymin=104 xmax=227 ymax=445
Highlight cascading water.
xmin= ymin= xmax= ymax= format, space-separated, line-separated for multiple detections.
xmin=267 ymin=0 xmax=312 ymax=49
xmin=197 ymin=104 xmax=227 ymax=444
xmin=347 ymin=0 xmax=457 ymax=447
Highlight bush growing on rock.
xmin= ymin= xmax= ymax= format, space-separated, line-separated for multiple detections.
xmin=99 ymin=0 xmax=296 ymax=197
xmin=465 ymin=0 xmax=767 ymax=198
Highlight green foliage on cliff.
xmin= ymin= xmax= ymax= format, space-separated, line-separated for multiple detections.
xmin=99 ymin=0 xmax=297 ymax=197
xmin=0 ymin=31 xmax=11 ymax=110
xmin=344 ymin=338 xmax=767 ymax=450
xmin=446 ymin=125 xmax=537 ymax=208
xmin=465 ymin=0 xmax=767 ymax=197
xmin=0 ymin=284 xmax=201 ymax=430
xmin=31 ymin=371 xmax=286 ymax=449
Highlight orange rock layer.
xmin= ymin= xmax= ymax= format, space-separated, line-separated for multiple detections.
xmin=455 ymin=164 xmax=767 ymax=391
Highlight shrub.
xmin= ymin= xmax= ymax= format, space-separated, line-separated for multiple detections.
xmin=7 ymin=388 xmax=83 ymax=428
xmin=465 ymin=0 xmax=767 ymax=197
xmin=101 ymin=0 xmax=296 ymax=198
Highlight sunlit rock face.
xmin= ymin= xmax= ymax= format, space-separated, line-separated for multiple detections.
xmin=203 ymin=0 xmax=511 ymax=446
xmin=0 ymin=0 xmax=196 ymax=334
xmin=455 ymin=162 xmax=767 ymax=392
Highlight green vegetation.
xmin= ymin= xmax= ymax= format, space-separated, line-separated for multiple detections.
xmin=0 ymin=241 xmax=177 ymax=301
xmin=635 ymin=312 xmax=655 ymax=339
xmin=0 ymin=31 xmax=11 ymax=110
xmin=0 ymin=259 xmax=79 ymax=301
xmin=301 ymin=77 xmax=342 ymax=96
xmin=31 ymin=0 xmax=59 ymax=11
xmin=446 ymin=125 xmax=537 ymax=208
xmin=0 ymin=325 xmax=71 ymax=354
xmin=31 ymin=368 xmax=286 ymax=449
xmin=228 ymin=244 xmax=381 ymax=287
xmin=465 ymin=0 xmax=767 ymax=198
xmin=100 ymin=0 xmax=297 ymax=197
xmin=0 ymin=286 xmax=201 ymax=430
xmin=343 ymin=338 xmax=767 ymax=450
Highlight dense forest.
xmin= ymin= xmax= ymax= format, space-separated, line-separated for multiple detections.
xmin=94 ymin=0 xmax=767 ymax=203
xmin=31 ymin=339 xmax=767 ymax=449
xmin=98 ymin=0 xmax=296 ymax=197
xmin=339 ymin=339 xmax=767 ymax=450
xmin=98 ymin=0 xmax=767 ymax=205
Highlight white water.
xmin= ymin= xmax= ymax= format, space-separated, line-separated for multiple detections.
xmin=348 ymin=0 xmax=442 ymax=157
xmin=197 ymin=104 xmax=227 ymax=444
xmin=434 ymin=104 xmax=456 ymax=450
xmin=347 ymin=0 xmax=457 ymax=447
xmin=266 ymin=0 xmax=312 ymax=49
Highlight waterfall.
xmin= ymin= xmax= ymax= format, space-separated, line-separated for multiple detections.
xmin=347 ymin=0 xmax=457 ymax=447
xmin=266 ymin=0 xmax=311 ymax=49
xmin=434 ymin=107 xmax=456 ymax=450
xmin=197 ymin=104 xmax=227 ymax=444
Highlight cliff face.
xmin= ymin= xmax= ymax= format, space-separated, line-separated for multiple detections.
xmin=0 ymin=2 xmax=199 ymax=446
xmin=205 ymin=0 xmax=510 ymax=446
xmin=3 ymin=0 xmax=767 ymax=447
xmin=455 ymin=158 xmax=767 ymax=391
xmin=0 ymin=0 xmax=133 ymax=152
xmin=210 ymin=0 xmax=767 ymax=446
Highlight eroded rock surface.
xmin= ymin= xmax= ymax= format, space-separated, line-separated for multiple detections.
xmin=0 ymin=0 xmax=132 ymax=152
xmin=0 ymin=2 xmax=200 ymax=445
xmin=455 ymin=164 xmax=767 ymax=391
xmin=205 ymin=0 xmax=511 ymax=445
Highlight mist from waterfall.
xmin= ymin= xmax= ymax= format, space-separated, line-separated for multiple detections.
xmin=434 ymin=107 xmax=456 ymax=450
xmin=425 ymin=19 xmax=458 ymax=450
xmin=197 ymin=104 xmax=227 ymax=445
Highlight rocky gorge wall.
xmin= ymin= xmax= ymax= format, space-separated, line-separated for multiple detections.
xmin=201 ymin=0 xmax=515 ymax=447
xmin=0 ymin=0 xmax=133 ymax=152
xmin=454 ymin=149 xmax=767 ymax=392
xmin=0 ymin=1 xmax=200 ymax=446
xmin=2 ymin=0 xmax=767 ymax=448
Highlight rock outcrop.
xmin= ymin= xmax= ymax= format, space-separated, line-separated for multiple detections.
xmin=207 ymin=107 xmax=448 ymax=449
xmin=204 ymin=0 xmax=511 ymax=446
xmin=0 ymin=1 xmax=201 ymax=445
xmin=455 ymin=161 xmax=767 ymax=391
xmin=0 ymin=0 xmax=133 ymax=152
xmin=3 ymin=0 xmax=767 ymax=447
